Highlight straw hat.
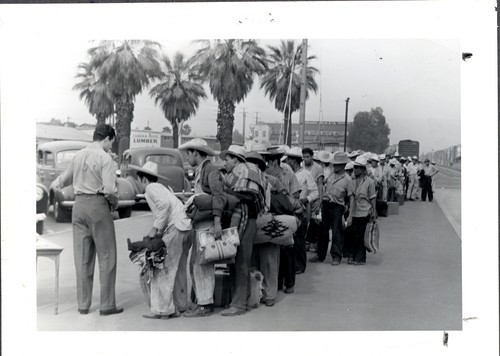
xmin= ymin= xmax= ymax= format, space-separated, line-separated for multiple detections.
xmin=178 ymin=138 xmax=215 ymax=156
xmin=389 ymin=158 xmax=398 ymax=165
xmin=347 ymin=150 xmax=364 ymax=159
xmin=345 ymin=162 xmax=354 ymax=171
xmin=285 ymin=146 xmax=303 ymax=159
xmin=220 ymin=145 xmax=247 ymax=162
xmin=331 ymin=151 xmax=350 ymax=165
xmin=370 ymin=153 xmax=380 ymax=162
xmin=129 ymin=161 xmax=168 ymax=181
xmin=412 ymin=155 xmax=418 ymax=160
xmin=317 ymin=151 xmax=332 ymax=164
xmin=245 ymin=151 xmax=266 ymax=171
xmin=378 ymin=154 xmax=386 ymax=160
xmin=353 ymin=155 xmax=369 ymax=167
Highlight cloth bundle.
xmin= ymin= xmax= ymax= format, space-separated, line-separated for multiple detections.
xmin=128 ymin=236 xmax=168 ymax=283
xmin=255 ymin=213 xmax=298 ymax=246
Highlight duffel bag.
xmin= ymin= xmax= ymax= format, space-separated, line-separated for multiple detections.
xmin=255 ymin=213 xmax=297 ymax=246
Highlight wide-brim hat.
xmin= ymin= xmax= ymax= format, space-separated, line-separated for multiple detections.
xmin=370 ymin=153 xmax=380 ymax=162
xmin=129 ymin=161 xmax=168 ymax=181
xmin=353 ymin=155 xmax=368 ymax=167
xmin=317 ymin=150 xmax=332 ymax=164
xmin=345 ymin=162 xmax=354 ymax=170
xmin=285 ymin=146 xmax=303 ymax=159
xmin=264 ymin=146 xmax=285 ymax=161
xmin=389 ymin=158 xmax=398 ymax=165
xmin=178 ymin=138 xmax=215 ymax=156
xmin=220 ymin=145 xmax=247 ymax=162
xmin=245 ymin=151 xmax=266 ymax=171
xmin=347 ymin=149 xmax=364 ymax=159
xmin=331 ymin=151 xmax=350 ymax=165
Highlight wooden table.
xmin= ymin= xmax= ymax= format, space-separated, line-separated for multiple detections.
xmin=36 ymin=236 xmax=64 ymax=315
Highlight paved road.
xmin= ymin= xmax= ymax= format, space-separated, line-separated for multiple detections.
xmin=37 ymin=170 xmax=461 ymax=331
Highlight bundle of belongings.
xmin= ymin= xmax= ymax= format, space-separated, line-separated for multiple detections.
xmin=127 ymin=236 xmax=167 ymax=283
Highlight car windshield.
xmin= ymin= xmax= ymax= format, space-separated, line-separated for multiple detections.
xmin=146 ymin=154 xmax=179 ymax=167
xmin=56 ymin=150 xmax=79 ymax=169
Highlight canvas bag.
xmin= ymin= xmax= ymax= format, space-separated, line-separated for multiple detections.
xmin=364 ymin=220 xmax=380 ymax=253
xmin=255 ymin=213 xmax=297 ymax=246
xmin=198 ymin=228 xmax=239 ymax=264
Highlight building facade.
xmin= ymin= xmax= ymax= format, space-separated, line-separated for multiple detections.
xmin=250 ymin=120 xmax=352 ymax=151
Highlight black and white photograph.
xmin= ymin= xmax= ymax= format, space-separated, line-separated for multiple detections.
xmin=1 ymin=1 xmax=498 ymax=355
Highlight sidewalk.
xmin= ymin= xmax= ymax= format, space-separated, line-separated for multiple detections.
xmin=37 ymin=200 xmax=461 ymax=331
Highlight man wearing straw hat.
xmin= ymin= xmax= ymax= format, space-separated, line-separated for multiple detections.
xmin=54 ymin=124 xmax=122 ymax=316
xmin=285 ymin=147 xmax=319 ymax=275
xmin=130 ymin=161 xmax=192 ymax=319
xmin=311 ymin=151 xmax=354 ymax=265
xmin=220 ymin=145 xmax=265 ymax=316
xmin=407 ymin=156 xmax=420 ymax=201
xmin=179 ymin=138 xmax=225 ymax=317
xmin=343 ymin=155 xmax=377 ymax=265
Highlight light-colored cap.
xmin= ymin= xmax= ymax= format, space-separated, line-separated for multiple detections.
xmin=370 ymin=153 xmax=380 ymax=162
xmin=353 ymin=155 xmax=368 ymax=167
xmin=345 ymin=162 xmax=354 ymax=170
xmin=178 ymin=138 xmax=215 ymax=156
xmin=378 ymin=154 xmax=386 ymax=160
xmin=412 ymin=155 xmax=418 ymax=160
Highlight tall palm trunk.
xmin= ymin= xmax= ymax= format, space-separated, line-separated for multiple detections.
xmin=96 ymin=114 xmax=106 ymax=126
xmin=115 ymin=97 xmax=134 ymax=164
xmin=283 ymin=111 xmax=293 ymax=146
xmin=216 ymin=99 xmax=236 ymax=151
xmin=172 ymin=119 xmax=179 ymax=149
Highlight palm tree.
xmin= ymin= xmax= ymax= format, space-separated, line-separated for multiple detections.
xmin=73 ymin=62 xmax=114 ymax=126
xmin=260 ymin=40 xmax=319 ymax=146
xmin=87 ymin=40 xmax=162 ymax=159
xmin=149 ymin=52 xmax=206 ymax=148
xmin=190 ymin=39 xmax=267 ymax=150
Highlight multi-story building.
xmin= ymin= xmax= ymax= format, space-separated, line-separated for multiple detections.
xmin=250 ymin=120 xmax=352 ymax=151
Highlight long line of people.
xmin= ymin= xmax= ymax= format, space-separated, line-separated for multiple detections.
xmin=58 ymin=125 xmax=438 ymax=319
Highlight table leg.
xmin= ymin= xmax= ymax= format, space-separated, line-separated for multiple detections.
xmin=55 ymin=255 xmax=60 ymax=315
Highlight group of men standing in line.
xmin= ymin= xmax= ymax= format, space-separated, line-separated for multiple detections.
xmin=55 ymin=124 xmax=437 ymax=320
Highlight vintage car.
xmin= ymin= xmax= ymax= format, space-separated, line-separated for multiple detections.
xmin=36 ymin=182 xmax=49 ymax=234
xmin=121 ymin=147 xmax=193 ymax=203
xmin=36 ymin=140 xmax=136 ymax=222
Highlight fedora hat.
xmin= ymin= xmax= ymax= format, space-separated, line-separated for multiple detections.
xmin=179 ymin=138 xmax=215 ymax=156
xmin=317 ymin=151 xmax=332 ymax=164
xmin=245 ymin=151 xmax=266 ymax=171
xmin=220 ymin=145 xmax=247 ymax=162
xmin=285 ymin=146 xmax=303 ymax=159
xmin=129 ymin=161 xmax=168 ymax=181
xmin=331 ymin=151 xmax=350 ymax=165
xmin=353 ymin=155 xmax=368 ymax=167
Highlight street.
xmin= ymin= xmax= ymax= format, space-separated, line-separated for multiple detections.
xmin=36 ymin=169 xmax=461 ymax=331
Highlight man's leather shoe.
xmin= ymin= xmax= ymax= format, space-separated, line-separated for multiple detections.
xmin=100 ymin=307 xmax=124 ymax=316
xmin=78 ymin=308 xmax=89 ymax=315
xmin=143 ymin=313 xmax=162 ymax=319
xmin=183 ymin=305 xmax=213 ymax=317
xmin=265 ymin=299 xmax=275 ymax=307
xmin=221 ymin=306 xmax=245 ymax=316
xmin=331 ymin=259 xmax=340 ymax=266
xmin=284 ymin=286 xmax=294 ymax=294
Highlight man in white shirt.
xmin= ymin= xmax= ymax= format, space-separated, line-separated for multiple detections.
xmin=406 ymin=156 xmax=420 ymax=200
xmin=285 ymin=147 xmax=319 ymax=275
xmin=131 ymin=161 xmax=192 ymax=320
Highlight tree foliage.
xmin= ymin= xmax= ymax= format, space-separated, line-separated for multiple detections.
xmin=162 ymin=126 xmax=172 ymax=133
xmin=260 ymin=40 xmax=319 ymax=146
xmin=150 ymin=52 xmax=206 ymax=148
xmin=347 ymin=107 xmax=391 ymax=153
xmin=181 ymin=123 xmax=192 ymax=136
xmin=189 ymin=39 xmax=267 ymax=150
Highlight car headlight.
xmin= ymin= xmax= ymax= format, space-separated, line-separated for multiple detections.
xmin=36 ymin=187 xmax=44 ymax=202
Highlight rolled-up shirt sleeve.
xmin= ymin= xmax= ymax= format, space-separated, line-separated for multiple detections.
xmin=101 ymin=155 xmax=118 ymax=196
xmin=146 ymin=184 xmax=170 ymax=230
xmin=56 ymin=159 xmax=74 ymax=189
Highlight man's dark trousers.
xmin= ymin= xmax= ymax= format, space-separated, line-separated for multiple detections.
xmin=294 ymin=214 xmax=309 ymax=273
xmin=72 ymin=195 xmax=117 ymax=311
xmin=318 ymin=202 xmax=345 ymax=262
xmin=421 ymin=176 xmax=433 ymax=202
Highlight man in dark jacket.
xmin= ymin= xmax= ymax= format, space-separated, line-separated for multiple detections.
xmin=180 ymin=138 xmax=226 ymax=317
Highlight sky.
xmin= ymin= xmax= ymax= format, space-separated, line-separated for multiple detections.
xmin=31 ymin=38 xmax=460 ymax=154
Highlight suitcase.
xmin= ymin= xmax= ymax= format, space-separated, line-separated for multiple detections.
xmin=213 ymin=267 xmax=232 ymax=308
xmin=376 ymin=200 xmax=388 ymax=217
xmin=387 ymin=202 xmax=399 ymax=215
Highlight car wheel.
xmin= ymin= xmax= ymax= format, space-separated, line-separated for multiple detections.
xmin=118 ymin=207 xmax=132 ymax=219
xmin=54 ymin=200 xmax=69 ymax=223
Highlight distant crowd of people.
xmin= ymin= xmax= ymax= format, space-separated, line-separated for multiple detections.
xmin=55 ymin=124 xmax=439 ymax=320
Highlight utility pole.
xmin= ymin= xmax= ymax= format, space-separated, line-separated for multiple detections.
xmin=242 ymin=108 xmax=246 ymax=142
xmin=298 ymin=39 xmax=308 ymax=149
xmin=344 ymin=97 xmax=350 ymax=152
